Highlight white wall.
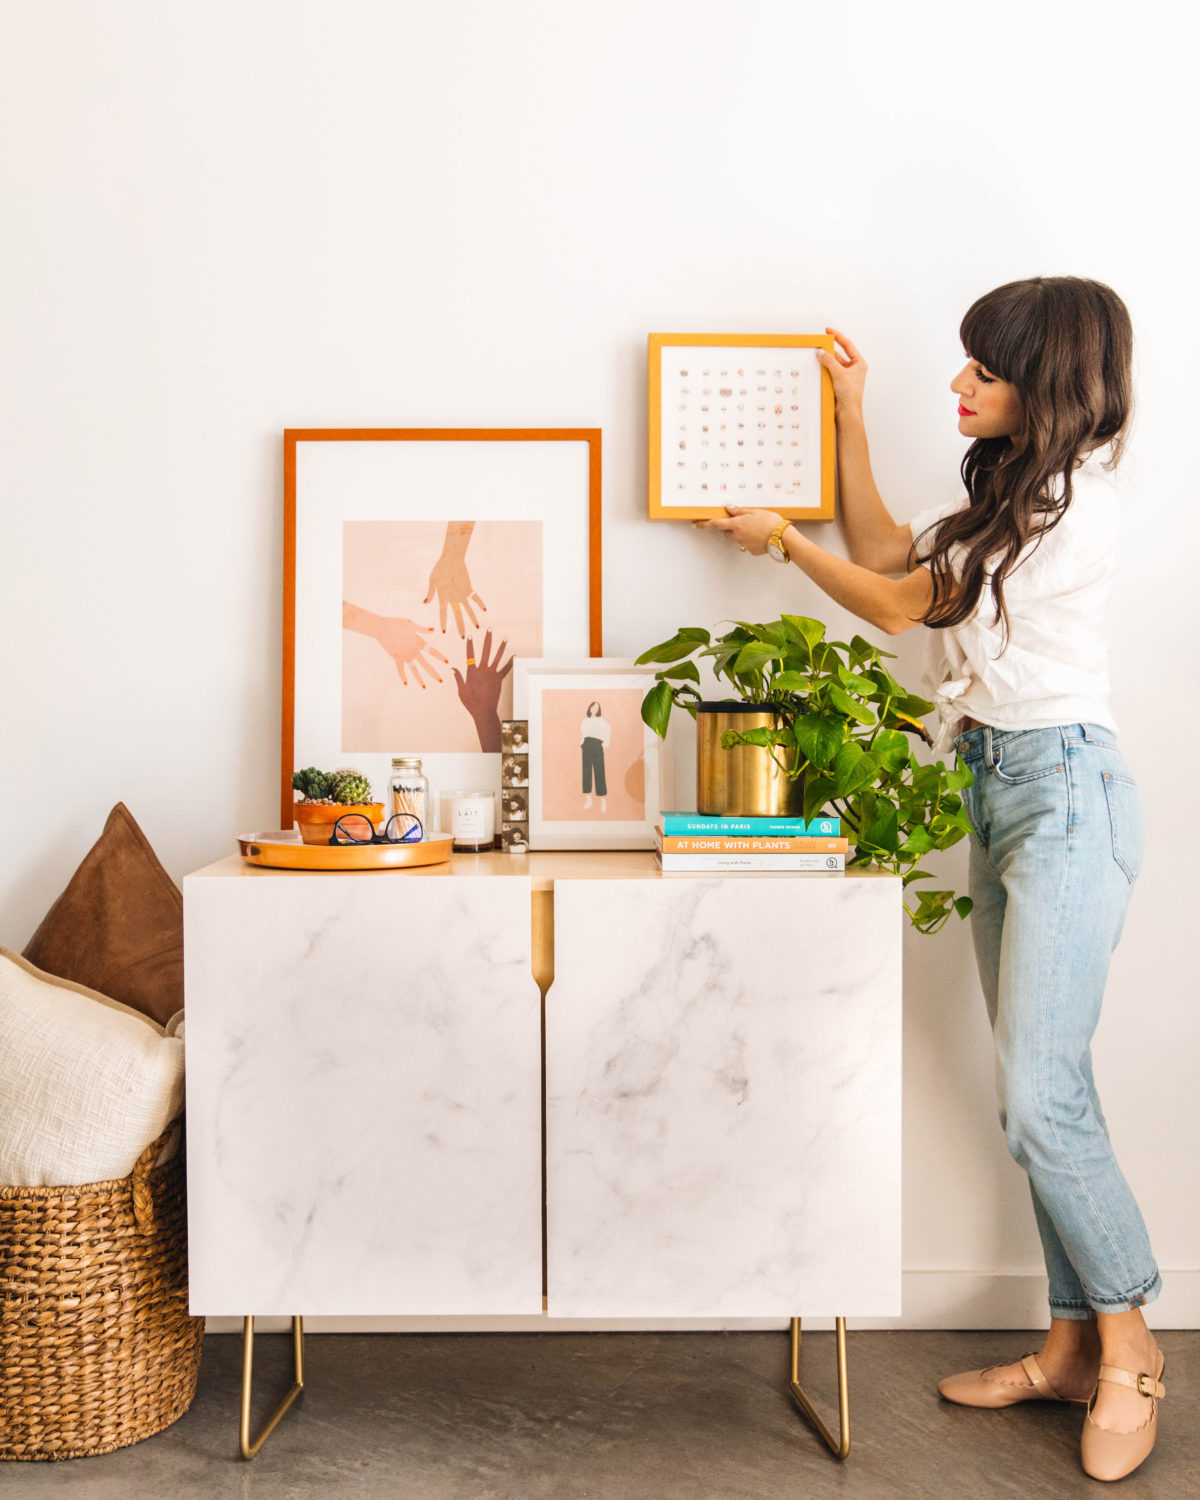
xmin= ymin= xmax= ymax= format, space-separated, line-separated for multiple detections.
xmin=3 ymin=1 xmax=1196 ymax=1327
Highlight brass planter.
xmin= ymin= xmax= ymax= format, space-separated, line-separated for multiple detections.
xmin=696 ymin=702 xmax=803 ymax=817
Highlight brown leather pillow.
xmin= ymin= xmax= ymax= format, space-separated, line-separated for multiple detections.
xmin=23 ymin=803 xmax=183 ymax=1026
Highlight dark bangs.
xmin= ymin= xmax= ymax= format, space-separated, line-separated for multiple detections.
xmin=959 ymin=279 xmax=1047 ymax=387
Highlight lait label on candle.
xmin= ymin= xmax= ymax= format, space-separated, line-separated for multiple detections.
xmin=444 ymin=791 xmax=496 ymax=851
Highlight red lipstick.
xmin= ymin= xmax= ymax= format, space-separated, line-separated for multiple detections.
xmin=958 ymin=403 xmax=976 ymax=417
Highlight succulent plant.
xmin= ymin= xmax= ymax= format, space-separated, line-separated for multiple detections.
xmin=330 ymin=768 xmax=373 ymax=806
xmin=292 ymin=766 xmax=334 ymax=802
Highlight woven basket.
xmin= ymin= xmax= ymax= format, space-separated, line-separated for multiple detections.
xmin=0 ymin=1120 xmax=204 ymax=1461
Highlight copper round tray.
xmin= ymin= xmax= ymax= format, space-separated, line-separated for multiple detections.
xmin=237 ymin=832 xmax=454 ymax=871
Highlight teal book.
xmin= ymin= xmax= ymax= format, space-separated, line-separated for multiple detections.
xmin=660 ymin=812 xmax=841 ymax=837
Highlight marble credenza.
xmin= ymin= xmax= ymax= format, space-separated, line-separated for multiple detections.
xmin=184 ymin=852 xmax=903 ymax=1324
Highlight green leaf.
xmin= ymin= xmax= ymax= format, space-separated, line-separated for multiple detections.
xmin=733 ymin=642 xmax=785 ymax=673
xmin=933 ymin=828 xmax=969 ymax=852
xmin=705 ymin=648 xmax=740 ymax=676
xmin=655 ymin=661 xmax=701 ymax=685
xmin=792 ymin=711 xmax=844 ymax=769
xmin=870 ymin=727 xmax=911 ymax=774
xmin=836 ymin=664 xmax=877 ymax=696
xmin=802 ymin=773 xmax=837 ymax=823
xmin=855 ymin=633 xmax=896 ymax=661
xmin=781 ymin=614 xmax=826 ymax=649
xmin=847 ymin=634 xmax=878 ymax=665
xmin=902 ymin=868 xmax=936 ymax=886
xmin=723 ymin=726 xmax=791 ymax=750
xmin=942 ymin=765 xmax=973 ymax=793
xmin=897 ymin=825 xmax=935 ymax=858
xmin=891 ymin=691 xmax=936 ymax=717
xmin=720 ymin=620 xmax=782 ymax=647
xmin=930 ymin=809 xmax=973 ymax=839
xmin=636 ymin=632 xmax=705 ymax=665
xmin=867 ymin=665 xmax=904 ymax=699
xmin=954 ymin=896 xmax=974 ymax=920
xmin=910 ymin=889 xmax=955 ymax=934
xmin=829 ymin=684 xmax=877 ymax=725
xmin=832 ymin=742 xmax=878 ymax=799
xmin=911 ymin=763 xmax=942 ymax=799
xmin=861 ymin=803 xmax=900 ymax=853
xmin=772 ymin=670 xmax=814 ymax=694
xmin=640 ymin=680 xmax=675 ymax=739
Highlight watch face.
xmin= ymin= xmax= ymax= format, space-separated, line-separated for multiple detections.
xmin=768 ymin=542 xmax=787 ymax=563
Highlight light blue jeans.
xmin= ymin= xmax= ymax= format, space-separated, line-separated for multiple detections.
xmin=954 ymin=722 xmax=1160 ymax=1319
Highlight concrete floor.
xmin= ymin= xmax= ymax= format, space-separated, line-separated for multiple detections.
xmin=6 ymin=1330 xmax=1197 ymax=1498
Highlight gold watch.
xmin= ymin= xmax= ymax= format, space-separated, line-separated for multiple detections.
xmin=766 ymin=521 xmax=792 ymax=564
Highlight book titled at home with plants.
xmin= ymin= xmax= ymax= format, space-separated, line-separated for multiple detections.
xmin=660 ymin=811 xmax=841 ymax=837
xmin=656 ymin=832 xmax=848 ymax=854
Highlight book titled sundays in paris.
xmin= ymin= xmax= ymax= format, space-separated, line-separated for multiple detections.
xmin=660 ymin=811 xmax=841 ymax=837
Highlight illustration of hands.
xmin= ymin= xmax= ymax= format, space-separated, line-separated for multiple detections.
xmin=452 ymin=630 xmax=513 ymax=752
xmin=424 ymin=520 xmax=486 ymax=637
xmin=342 ymin=601 xmax=451 ymax=688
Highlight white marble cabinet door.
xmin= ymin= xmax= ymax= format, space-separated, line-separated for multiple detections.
xmin=184 ymin=872 xmax=543 ymax=1316
xmin=546 ymin=877 xmax=902 ymax=1318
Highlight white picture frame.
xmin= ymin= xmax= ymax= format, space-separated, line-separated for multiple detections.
xmin=513 ymin=659 xmax=669 ymax=851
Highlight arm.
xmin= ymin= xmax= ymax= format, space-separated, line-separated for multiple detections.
xmin=784 ymin=527 xmax=932 ymax=635
xmin=694 ymin=511 xmax=932 ymax=635
xmin=816 ymin=328 xmax=915 ymax=576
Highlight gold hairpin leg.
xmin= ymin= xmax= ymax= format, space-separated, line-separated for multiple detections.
xmin=788 ymin=1316 xmax=850 ymax=1460
xmin=240 ymin=1315 xmax=305 ymax=1459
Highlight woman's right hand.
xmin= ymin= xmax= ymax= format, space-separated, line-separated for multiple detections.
xmin=816 ymin=326 xmax=868 ymax=415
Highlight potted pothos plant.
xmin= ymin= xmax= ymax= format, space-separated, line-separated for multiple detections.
xmin=636 ymin=615 xmax=974 ymax=934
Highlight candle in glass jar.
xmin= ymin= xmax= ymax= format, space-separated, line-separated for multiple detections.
xmin=441 ymin=790 xmax=496 ymax=852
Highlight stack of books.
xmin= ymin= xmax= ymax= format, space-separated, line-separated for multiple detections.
xmin=653 ymin=811 xmax=847 ymax=873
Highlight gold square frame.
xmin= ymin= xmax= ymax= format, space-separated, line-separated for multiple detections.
xmin=648 ymin=333 xmax=836 ymax=521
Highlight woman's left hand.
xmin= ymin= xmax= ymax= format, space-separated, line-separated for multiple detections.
xmin=694 ymin=506 xmax=783 ymax=556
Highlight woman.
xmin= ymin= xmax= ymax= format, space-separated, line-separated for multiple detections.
xmin=698 ymin=279 xmax=1162 ymax=1483
xmin=580 ymin=700 xmax=610 ymax=812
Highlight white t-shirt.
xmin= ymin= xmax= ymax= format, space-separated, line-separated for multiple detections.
xmin=580 ymin=715 xmax=611 ymax=747
xmin=908 ymin=460 xmax=1120 ymax=751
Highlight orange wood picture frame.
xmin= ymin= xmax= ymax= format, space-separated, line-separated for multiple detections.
xmin=281 ymin=428 xmax=603 ymax=828
xmin=647 ymin=333 xmax=836 ymax=521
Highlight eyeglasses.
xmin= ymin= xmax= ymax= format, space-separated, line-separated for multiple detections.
xmin=328 ymin=812 xmax=424 ymax=846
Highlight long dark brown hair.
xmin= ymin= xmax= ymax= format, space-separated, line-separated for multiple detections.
xmin=916 ymin=277 xmax=1133 ymax=636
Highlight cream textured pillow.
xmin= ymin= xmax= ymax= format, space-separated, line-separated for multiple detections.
xmin=0 ymin=947 xmax=185 ymax=1187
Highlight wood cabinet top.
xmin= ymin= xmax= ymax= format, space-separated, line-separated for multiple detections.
xmin=187 ymin=851 xmax=900 ymax=892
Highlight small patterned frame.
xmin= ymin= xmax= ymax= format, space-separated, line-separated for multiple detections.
xmin=648 ymin=333 xmax=836 ymax=521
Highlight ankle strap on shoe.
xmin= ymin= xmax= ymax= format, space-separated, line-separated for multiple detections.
xmin=1098 ymin=1365 xmax=1165 ymax=1399
xmin=1019 ymin=1353 xmax=1061 ymax=1400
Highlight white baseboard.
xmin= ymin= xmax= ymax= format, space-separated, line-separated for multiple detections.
xmin=204 ymin=1270 xmax=1199 ymax=1334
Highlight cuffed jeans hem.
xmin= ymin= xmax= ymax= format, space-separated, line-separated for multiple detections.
xmin=1068 ymin=1268 xmax=1163 ymax=1319
xmin=1048 ymin=1301 xmax=1096 ymax=1321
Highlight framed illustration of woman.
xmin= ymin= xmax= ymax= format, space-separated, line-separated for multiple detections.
xmin=512 ymin=659 xmax=669 ymax=851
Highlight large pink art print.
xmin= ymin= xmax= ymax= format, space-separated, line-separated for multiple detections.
xmin=342 ymin=519 xmax=543 ymax=754
xmin=283 ymin=430 xmax=599 ymax=831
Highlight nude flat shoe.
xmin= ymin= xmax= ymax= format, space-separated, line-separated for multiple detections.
xmin=1080 ymin=1348 xmax=1165 ymax=1482
xmin=938 ymin=1351 xmax=1091 ymax=1409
